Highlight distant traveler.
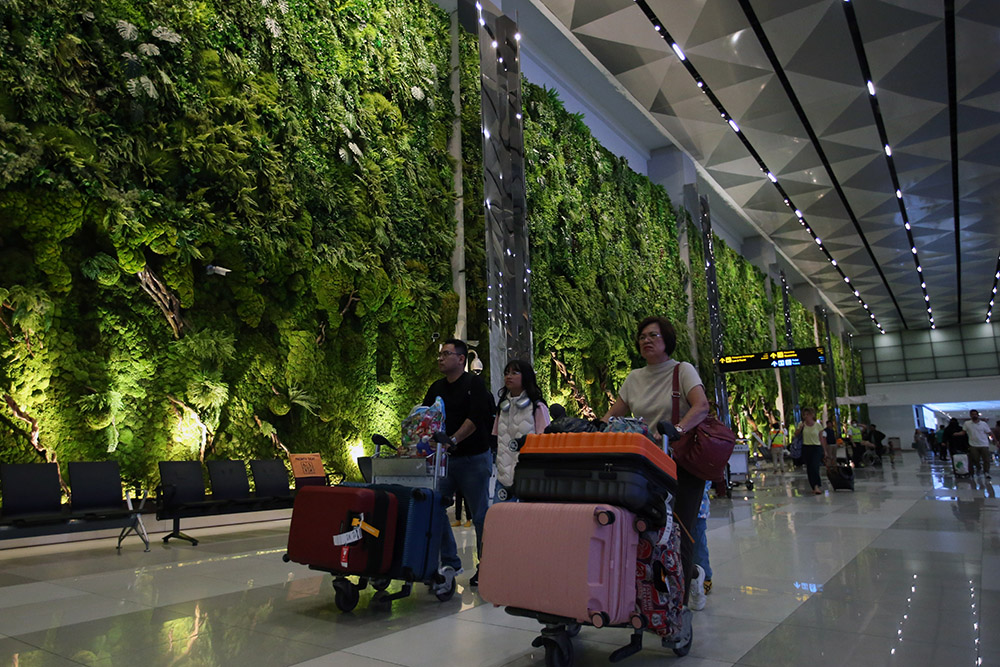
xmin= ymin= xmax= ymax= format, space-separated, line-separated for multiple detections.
xmin=963 ymin=409 xmax=993 ymax=479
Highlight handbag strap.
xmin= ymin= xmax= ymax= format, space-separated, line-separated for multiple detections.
xmin=671 ymin=364 xmax=681 ymax=426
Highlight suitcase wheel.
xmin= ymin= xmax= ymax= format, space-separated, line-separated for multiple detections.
xmin=630 ymin=613 xmax=647 ymax=630
xmin=370 ymin=577 xmax=391 ymax=592
xmin=282 ymin=553 xmax=290 ymax=562
xmin=634 ymin=517 xmax=649 ymax=533
xmin=332 ymin=578 xmax=360 ymax=612
xmin=594 ymin=509 xmax=615 ymax=526
xmin=590 ymin=611 xmax=610 ymax=628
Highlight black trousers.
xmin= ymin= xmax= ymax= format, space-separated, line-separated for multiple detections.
xmin=674 ymin=465 xmax=706 ymax=606
xmin=804 ymin=445 xmax=824 ymax=489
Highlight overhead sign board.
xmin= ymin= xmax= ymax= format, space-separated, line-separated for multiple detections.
xmin=718 ymin=346 xmax=826 ymax=373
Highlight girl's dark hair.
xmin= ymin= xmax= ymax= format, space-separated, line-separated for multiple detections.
xmin=498 ymin=359 xmax=546 ymax=411
xmin=636 ymin=316 xmax=677 ymax=355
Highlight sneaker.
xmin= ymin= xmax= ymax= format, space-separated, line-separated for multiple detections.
xmin=433 ymin=565 xmax=462 ymax=595
xmin=689 ymin=565 xmax=706 ymax=611
xmin=703 ymin=579 xmax=712 ymax=595
xmin=987 ymin=473 xmax=992 ymax=480
xmin=469 ymin=568 xmax=479 ymax=587
xmin=450 ymin=519 xmax=461 ymax=527
xmin=463 ymin=520 xmax=473 ymax=527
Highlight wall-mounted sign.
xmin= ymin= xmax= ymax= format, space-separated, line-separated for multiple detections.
xmin=718 ymin=346 xmax=826 ymax=373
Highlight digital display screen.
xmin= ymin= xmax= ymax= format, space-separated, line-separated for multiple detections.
xmin=718 ymin=347 xmax=826 ymax=373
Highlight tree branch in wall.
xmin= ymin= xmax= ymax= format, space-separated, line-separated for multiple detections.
xmin=550 ymin=351 xmax=596 ymax=420
xmin=2 ymin=393 xmax=69 ymax=494
xmin=137 ymin=268 xmax=186 ymax=338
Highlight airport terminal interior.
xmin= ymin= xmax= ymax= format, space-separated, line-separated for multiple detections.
xmin=1 ymin=457 xmax=997 ymax=666
xmin=3 ymin=0 xmax=1000 ymax=665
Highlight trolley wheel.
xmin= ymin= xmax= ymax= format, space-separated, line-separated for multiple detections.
xmin=370 ymin=577 xmax=391 ymax=592
xmin=435 ymin=574 xmax=457 ymax=602
xmin=634 ymin=517 xmax=649 ymax=533
xmin=595 ymin=509 xmax=615 ymax=526
xmin=282 ymin=553 xmax=290 ymax=562
xmin=673 ymin=637 xmax=692 ymax=657
xmin=370 ymin=590 xmax=392 ymax=610
xmin=332 ymin=579 xmax=360 ymax=613
xmin=565 ymin=622 xmax=581 ymax=638
xmin=533 ymin=633 xmax=573 ymax=667
xmin=746 ymin=480 xmax=754 ymax=491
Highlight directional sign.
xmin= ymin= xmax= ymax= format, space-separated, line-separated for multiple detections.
xmin=718 ymin=346 xmax=826 ymax=373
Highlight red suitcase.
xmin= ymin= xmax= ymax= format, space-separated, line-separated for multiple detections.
xmin=286 ymin=486 xmax=398 ymax=574
xmin=478 ymin=502 xmax=638 ymax=627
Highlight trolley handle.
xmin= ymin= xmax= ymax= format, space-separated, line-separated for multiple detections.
xmin=656 ymin=421 xmax=679 ymax=455
xmin=371 ymin=433 xmax=397 ymax=457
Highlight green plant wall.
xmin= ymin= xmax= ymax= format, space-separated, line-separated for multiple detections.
xmin=519 ymin=85 xmax=688 ymax=417
xmin=0 ymin=0 xmax=458 ymax=487
xmin=713 ymin=237 xmax=778 ymax=436
xmin=789 ymin=296 xmax=826 ymax=417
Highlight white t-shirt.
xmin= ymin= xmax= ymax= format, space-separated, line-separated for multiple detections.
xmin=963 ymin=419 xmax=992 ymax=448
xmin=619 ymin=359 xmax=704 ymax=427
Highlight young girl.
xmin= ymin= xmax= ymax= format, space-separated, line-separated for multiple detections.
xmin=492 ymin=359 xmax=550 ymax=501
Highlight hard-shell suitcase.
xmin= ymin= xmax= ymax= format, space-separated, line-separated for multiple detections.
xmin=952 ymin=453 xmax=971 ymax=477
xmin=478 ymin=502 xmax=638 ymax=627
xmin=368 ymin=483 xmax=448 ymax=582
xmin=286 ymin=486 xmax=397 ymax=574
xmin=827 ymin=464 xmax=855 ymax=491
xmin=514 ymin=432 xmax=677 ymax=525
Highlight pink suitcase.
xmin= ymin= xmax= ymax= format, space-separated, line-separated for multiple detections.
xmin=479 ymin=502 xmax=638 ymax=627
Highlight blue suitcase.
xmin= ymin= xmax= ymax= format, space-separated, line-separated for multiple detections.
xmin=374 ymin=483 xmax=449 ymax=582
xmin=324 ymin=482 xmax=453 ymax=611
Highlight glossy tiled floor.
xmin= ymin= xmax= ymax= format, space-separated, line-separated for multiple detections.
xmin=1 ymin=451 xmax=997 ymax=666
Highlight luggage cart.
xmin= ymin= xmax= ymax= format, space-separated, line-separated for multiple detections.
xmin=287 ymin=433 xmax=456 ymax=611
xmin=727 ymin=441 xmax=753 ymax=493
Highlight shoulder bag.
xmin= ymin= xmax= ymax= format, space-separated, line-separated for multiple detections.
xmin=669 ymin=365 xmax=736 ymax=484
xmin=788 ymin=423 xmax=804 ymax=459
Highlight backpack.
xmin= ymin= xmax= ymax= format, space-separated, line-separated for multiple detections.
xmin=605 ymin=416 xmax=658 ymax=444
xmin=788 ymin=423 xmax=804 ymax=459
xmin=400 ymin=397 xmax=446 ymax=453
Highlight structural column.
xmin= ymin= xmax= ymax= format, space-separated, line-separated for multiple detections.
xmin=780 ymin=271 xmax=801 ymax=426
xmin=700 ymin=196 xmax=731 ymax=427
xmin=476 ymin=7 xmax=532 ymax=396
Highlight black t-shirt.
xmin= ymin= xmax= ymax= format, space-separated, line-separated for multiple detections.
xmin=423 ymin=372 xmax=495 ymax=457
xmin=824 ymin=427 xmax=837 ymax=445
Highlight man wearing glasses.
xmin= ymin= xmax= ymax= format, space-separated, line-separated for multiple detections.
xmin=423 ymin=338 xmax=495 ymax=590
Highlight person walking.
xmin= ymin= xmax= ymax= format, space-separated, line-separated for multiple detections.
xmin=492 ymin=359 xmax=551 ymax=502
xmin=796 ymin=408 xmax=829 ymax=494
xmin=423 ymin=338 xmax=496 ymax=590
xmin=603 ymin=316 xmax=710 ymax=612
xmin=770 ymin=422 xmax=787 ymax=473
xmin=963 ymin=409 xmax=993 ymax=479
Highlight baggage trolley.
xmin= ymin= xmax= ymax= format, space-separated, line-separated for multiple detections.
xmin=727 ymin=440 xmax=753 ymax=493
xmin=482 ymin=422 xmax=693 ymax=665
xmin=285 ymin=433 xmax=457 ymax=611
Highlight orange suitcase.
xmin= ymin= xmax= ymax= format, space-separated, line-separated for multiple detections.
xmin=513 ymin=432 xmax=677 ymax=526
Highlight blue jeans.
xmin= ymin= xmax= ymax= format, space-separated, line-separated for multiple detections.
xmin=692 ymin=515 xmax=712 ymax=581
xmin=438 ymin=451 xmax=492 ymax=570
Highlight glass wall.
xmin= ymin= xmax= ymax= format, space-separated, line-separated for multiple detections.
xmin=855 ymin=323 xmax=1000 ymax=383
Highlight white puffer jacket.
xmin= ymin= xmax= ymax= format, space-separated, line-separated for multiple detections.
xmin=495 ymin=394 xmax=538 ymax=488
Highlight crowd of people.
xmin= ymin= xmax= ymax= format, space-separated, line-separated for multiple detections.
xmin=416 ymin=317 xmax=998 ymax=610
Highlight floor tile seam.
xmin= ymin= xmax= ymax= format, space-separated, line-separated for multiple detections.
xmin=336 ymin=650 xmax=409 ymax=667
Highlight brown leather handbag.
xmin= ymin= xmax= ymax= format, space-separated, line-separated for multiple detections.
xmin=670 ymin=365 xmax=737 ymax=483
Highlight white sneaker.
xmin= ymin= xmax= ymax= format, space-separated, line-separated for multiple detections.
xmin=433 ymin=565 xmax=462 ymax=595
xmin=689 ymin=565 xmax=707 ymax=611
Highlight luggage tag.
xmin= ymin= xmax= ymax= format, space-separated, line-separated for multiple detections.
xmin=658 ymin=495 xmax=674 ymax=547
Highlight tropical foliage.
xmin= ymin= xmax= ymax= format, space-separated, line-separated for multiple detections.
xmin=0 ymin=0 xmax=457 ymax=487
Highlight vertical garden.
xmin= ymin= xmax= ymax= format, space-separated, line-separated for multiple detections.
xmin=0 ymin=2 xmax=864 ymax=489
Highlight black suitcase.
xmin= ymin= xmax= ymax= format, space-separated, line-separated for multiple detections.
xmin=827 ymin=464 xmax=855 ymax=491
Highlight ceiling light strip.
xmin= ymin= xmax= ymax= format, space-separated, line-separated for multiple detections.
xmin=987 ymin=255 xmax=999 ymax=324
xmin=735 ymin=0 xmax=905 ymax=330
xmin=842 ymin=1 xmax=938 ymax=329
xmin=944 ymin=0 xmax=962 ymax=322
xmin=633 ymin=0 xmax=886 ymax=333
